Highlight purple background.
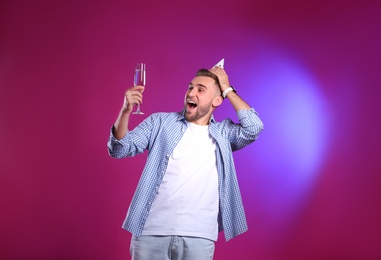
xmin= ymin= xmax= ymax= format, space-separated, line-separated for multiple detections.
xmin=1 ymin=0 xmax=380 ymax=259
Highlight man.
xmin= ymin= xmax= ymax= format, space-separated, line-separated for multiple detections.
xmin=108 ymin=65 xmax=264 ymax=259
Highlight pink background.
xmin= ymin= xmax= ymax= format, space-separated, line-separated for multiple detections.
xmin=1 ymin=0 xmax=380 ymax=259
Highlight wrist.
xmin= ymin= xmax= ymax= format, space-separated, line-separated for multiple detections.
xmin=222 ymin=86 xmax=236 ymax=98
xmin=120 ymin=107 xmax=132 ymax=116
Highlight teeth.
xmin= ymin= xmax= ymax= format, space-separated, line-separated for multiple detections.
xmin=188 ymin=100 xmax=196 ymax=104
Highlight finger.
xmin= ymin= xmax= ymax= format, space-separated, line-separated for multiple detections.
xmin=210 ymin=65 xmax=224 ymax=71
xmin=210 ymin=67 xmax=226 ymax=77
xmin=132 ymin=85 xmax=145 ymax=93
xmin=209 ymin=66 xmax=219 ymax=73
xmin=126 ymin=91 xmax=143 ymax=104
xmin=126 ymin=92 xmax=143 ymax=103
xmin=126 ymin=88 xmax=144 ymax=96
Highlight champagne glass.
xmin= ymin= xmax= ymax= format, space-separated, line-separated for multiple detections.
xmin=132 ymin=63 xmax=146 ymax=114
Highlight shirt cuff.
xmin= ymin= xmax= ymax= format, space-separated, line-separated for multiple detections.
xmin=109 ymin=126 xmax=129 ymax=146
xmin=237 ymin=108 xmax=261 ymax=124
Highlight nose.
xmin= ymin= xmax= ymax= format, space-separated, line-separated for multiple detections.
xmin=188 ymin=88 xmax=197 ymax=96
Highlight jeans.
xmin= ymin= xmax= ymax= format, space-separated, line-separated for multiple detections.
xmin=130 ymin=235 xmax=215 ymax=260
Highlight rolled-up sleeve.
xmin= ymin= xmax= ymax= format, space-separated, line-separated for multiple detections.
xmin=107 ymin=127 xmax=131 ymax=159
xmin=237 ymin=108 xmax=264 ymax=136
xmin=226 ymin=108 xmax=264 ymax=151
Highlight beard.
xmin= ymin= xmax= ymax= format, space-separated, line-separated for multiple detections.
xmin=184 ymin=100 xmax=213 ymax=122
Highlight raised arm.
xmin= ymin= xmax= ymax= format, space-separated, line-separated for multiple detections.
xmin=113 ymin=85 xmax=145 ymax=140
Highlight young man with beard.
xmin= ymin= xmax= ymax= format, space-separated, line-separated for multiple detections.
xmin=107 ymin=65 xmax=264 ymax=260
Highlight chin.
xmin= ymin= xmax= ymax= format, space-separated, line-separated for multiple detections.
xmin=184 ymin=111 xmax=195 ymax=121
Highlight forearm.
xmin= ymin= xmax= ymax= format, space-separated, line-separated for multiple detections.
xmin=112 ymin=85 xmax=145 ymax=140
xmin=113 ymin=108 xmax=131 ymax=140
xmin=225 ymin=91 xmax=251 ymax=112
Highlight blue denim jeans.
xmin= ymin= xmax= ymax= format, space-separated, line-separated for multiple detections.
xmin=130 ymin=235 xmax=215 ymax=260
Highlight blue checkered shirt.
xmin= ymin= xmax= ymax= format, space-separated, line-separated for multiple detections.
xmin=107 ymin=108 xmax=263 ymax=241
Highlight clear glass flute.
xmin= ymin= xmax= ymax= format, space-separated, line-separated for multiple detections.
xmin=132 ymin=63 xmax=146 ymax=114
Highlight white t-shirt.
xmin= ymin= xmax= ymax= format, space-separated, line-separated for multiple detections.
xmin=142 ymin=121 xmax=219 ymax=241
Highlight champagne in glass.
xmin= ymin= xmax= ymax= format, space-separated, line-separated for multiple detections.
xmin=132 ymin=63 xmax=146 ymax=114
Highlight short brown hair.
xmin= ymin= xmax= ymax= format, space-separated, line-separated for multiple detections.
xmin=196 ymin=68 xmax=219 ymax=83
xmin=196 ymin=68 xmax=222 ymax=96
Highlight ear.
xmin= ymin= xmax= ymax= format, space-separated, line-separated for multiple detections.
xmin=212 ymin=95 xmax=223 ymax=107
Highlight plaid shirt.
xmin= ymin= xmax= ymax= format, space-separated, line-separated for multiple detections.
xmin=107 ymin=108 xmax=263 ymax=241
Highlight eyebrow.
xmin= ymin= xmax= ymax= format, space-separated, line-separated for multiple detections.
xmin=189 ymin=83 xmax=207 ymax=89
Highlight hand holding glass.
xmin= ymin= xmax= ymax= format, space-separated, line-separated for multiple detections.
xmin=132 ymin=63 xmax=146 ymax=114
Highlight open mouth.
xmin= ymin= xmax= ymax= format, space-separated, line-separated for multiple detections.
xmin=187 ymin=99 xmax=197 ymax=110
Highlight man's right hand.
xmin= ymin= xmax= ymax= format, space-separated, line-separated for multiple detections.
xmin=122 ymin=85 xmax=145 ymax=114
xmin=113 ymin=85 xmax=145 ymax=140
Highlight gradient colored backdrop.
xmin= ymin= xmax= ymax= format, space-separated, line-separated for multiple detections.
xmin=1 ymin=1 xmax=380 ymax=259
